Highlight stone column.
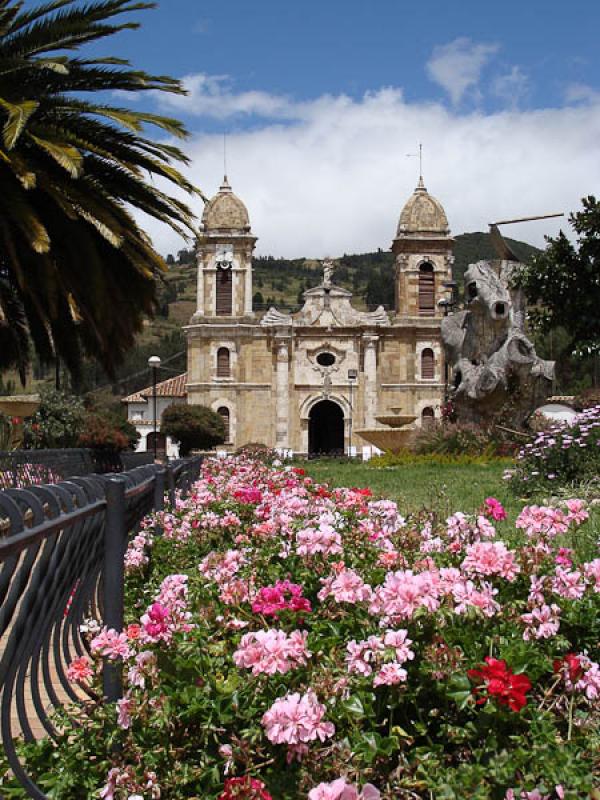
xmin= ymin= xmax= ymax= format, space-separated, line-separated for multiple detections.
xmin=244 ymin=250 xmax=253 ymax=315
xmin=363 ymin=334 xmax=378 ymax=428
xmin=195 ymin=252 xmax=204 ymax=315
xmin=275 ymin=340 xmax=290 ymax=447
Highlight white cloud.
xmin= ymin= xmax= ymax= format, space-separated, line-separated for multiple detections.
xmin=564 ymin=82 xmax=600 ymax=105
xmin=139 ymin=82 xmax=600 ymax=264
xmin=157 ymin=73 xmax=299 ymax=120
xmin=426 ymin=38 xmax=499 ymax=105
xmin=492 ymin=66 xmax=529 ymax=108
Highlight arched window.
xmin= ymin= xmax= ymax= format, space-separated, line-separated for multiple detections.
xmin=216 ymin=347 xmax=230 ymax=377
xmin=217 ymin=406 xmax=230 ymax=441
xmin=421 ymin=407 xmax=435 ymax=427
xmin=216 ymin=268 xmax=232 ymax=315
xmin=421 ymin=348 xmax=435 ymax=380
xmin=418 ymin=263 xmax=435 ymax=315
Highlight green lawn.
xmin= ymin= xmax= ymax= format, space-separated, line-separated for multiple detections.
xmin=298 ymin=458 xmax=517 ymax=515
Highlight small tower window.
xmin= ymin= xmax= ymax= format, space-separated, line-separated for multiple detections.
xmin=216 ymin=268 xmax=233 ymax=315
xmin=216 ymin=347 xmax=230 ymax=377
xmin=421 ymin=407 xmax=435 ymax=427
xmin=418 ymin=263 xmax=435 ymax=315
xmin=217 ymin=406 xmax=230 ymax=441
xmin=421 ymin=348 xmax=435 ymax=380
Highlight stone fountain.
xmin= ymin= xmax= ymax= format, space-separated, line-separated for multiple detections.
xmin=355 ymin=407 xmax=417 ymax=453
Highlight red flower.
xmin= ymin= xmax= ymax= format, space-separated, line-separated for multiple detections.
xmin=292 ymin=467 xmax=306 ymax=476
xmin=10 ymin=416 xmax=22 ymax=425
xmin=467 ymin=657 xmax=532 ymax=712
xmin=553 ymin=653 xmax=583 ymax=683
xmin=218 ymin=776 xmax=273 ymax=800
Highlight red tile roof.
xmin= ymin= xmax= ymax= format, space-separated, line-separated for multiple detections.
xmin=122 ymin=373 xmax=187 ymax=404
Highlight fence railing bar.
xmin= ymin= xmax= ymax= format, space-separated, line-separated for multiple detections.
xmin=102 ymin=478 xmax=126 ymax=704
xmin=0 ymin=500 xmax=106 ymax=560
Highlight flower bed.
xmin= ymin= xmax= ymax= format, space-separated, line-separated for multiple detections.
xmin=11 ymin=456 xmax=600 ymax=798
xmin=508 ymin=404 xmax=600 ymax=495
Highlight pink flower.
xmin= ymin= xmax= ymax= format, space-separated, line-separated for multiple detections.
xmin=484 ymin=497 xmax=507 ymax=521
xmin=116 ymin=693 xmax=133 ymax=729
xmin=452 ymin=579 xmax=501 ymax=617
xmin=369 ymin=569 xmax=440 ymax=623
xmin=296 ymin=523 xmax=343 ymax=556
xmin=261 ymin=690 xmax=335 ymax=746
xmin=583 ymin=559 xmax=600 ymax=592
xmin=462 ymin=541 xmax=520 ymax=582
xmin=373 ymin=662 xmax=408 ymax=686
xmin=318 ymin=567 xmax=372 ymax=604
xmin=551 ymin=567 xmax=586 ymax=600
xmin=252 ymin=580 xmax=312 ymax=617
xmin=66 ymin=656 xmax=93 ymax=683
xmin=233 ymin=629 xmax=311 ymax=675
xmin=309 ymin=779 xmax=380 ymax=800
xmin=91 ymin=628 xmax=132 ymax=661
xmin=564 ymin=498 xmax=588 ymax=525
xmin=520 ymin=603 xmax=561 ymax=640
xmin=575 ymin=657 xmax=600 ymax=701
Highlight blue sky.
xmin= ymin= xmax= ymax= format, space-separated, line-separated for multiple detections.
xmin=104 ymin=0 xmax=598 ymax=116
xmin=23 ymin=0 xmax=600 ymax=257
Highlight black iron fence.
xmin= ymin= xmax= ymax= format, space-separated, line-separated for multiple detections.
xmin=0 ymin=455 xmax=203 ymax=799
xmin=0 ymin=448 xmax=156 ymax=490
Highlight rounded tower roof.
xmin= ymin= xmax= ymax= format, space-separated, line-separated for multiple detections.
xmin=396 ymin=177 xmax=449 ymax=237
xmin=201 ymin=176 xmax=251 ymax=232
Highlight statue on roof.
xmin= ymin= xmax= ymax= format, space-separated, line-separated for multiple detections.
xmin=322 ymin=259 xmax=335 ymax=287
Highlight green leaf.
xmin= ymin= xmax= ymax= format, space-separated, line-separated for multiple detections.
xmin=340 ymin=695 xmax=364 ymax=717
xmin=29 ymin=134 xmax=83 ymax=177
xmin=0 ymin=97 xmax=39 ymax=149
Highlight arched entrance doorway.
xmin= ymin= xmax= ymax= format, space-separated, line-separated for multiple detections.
xmin=308 ymin=400 xmax=344 ymax=455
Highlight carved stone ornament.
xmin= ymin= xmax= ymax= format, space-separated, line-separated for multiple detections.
xmin=441 ymin=259 xmax=555 ymax=424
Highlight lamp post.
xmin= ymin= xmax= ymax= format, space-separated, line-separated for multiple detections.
xmin=347 ymin=368 xmax=358 ymax=457
xmin=148 ymin=355 xmax=161 ymax=461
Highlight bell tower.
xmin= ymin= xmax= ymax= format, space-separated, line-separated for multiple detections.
xmin=192 ymin=177 xmax=257 ymax=320
xmin=392 ymin=176 xmax=454 ymax=317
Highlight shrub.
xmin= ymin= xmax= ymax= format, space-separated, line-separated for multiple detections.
xmin=22 ymin=390 xmax=86 ymax=449
xmin=78 ymin=413 xmax=131 ymax=452
xmin=415 ymin=422 xmax=512 ymax=456
xmin=508 ymin=404 xmax=600 ymax=495
xmin=368 ymin=448 xmax=511 ymax=467
xmin=161 ymin=404 xmax=225 ymax=456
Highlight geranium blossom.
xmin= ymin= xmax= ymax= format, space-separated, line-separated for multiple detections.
xmin=233 ymin=629 xmax=311 ymax=675
xmin=66 ymin=656 xmax=93 ymax=683
xmin=309 ymin=779 xmax=380 ymax=799
xmin=261 ymin=690 xmax=335 ymax=745
xmin=252 ymin=580 xmax=312 ymax=617
xmin=462 ymin=541 xmax=520 ymax=581
xmin=468 ymin=657 xmax=532 ymax=711
xmin=318 ymin=567 xmax=372 ymax=604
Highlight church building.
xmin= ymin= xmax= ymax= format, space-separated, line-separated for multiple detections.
xmin=185 ymin=175 xmax=454 ymax=455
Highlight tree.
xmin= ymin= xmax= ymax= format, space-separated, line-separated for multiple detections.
xmin=161 ymin=404 xmax=225 ymax=456
xmin=0 ymin=0 xmax=202 ymax=381
xmin=513 ymin=197 xmax=600 ymax=358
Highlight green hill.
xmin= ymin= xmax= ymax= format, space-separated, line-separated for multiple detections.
xmin=163 ymin=232 xmax=540 ymax=314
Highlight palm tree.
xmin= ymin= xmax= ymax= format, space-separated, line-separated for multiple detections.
xmin=0 ymin=0 xmax=202 ymax=381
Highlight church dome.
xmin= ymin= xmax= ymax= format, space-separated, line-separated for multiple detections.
xmin=396 ymin=177 xmax=449 ymax=237
xmin=201 ymin=176 xmax=251 ymax=232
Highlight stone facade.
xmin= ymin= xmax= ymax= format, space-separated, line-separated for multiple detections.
xmin=185 ymin=175 xmax=453 ymax=454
